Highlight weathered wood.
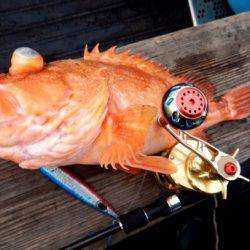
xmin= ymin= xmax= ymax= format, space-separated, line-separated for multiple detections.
xmin=0 ymin=0 xmax=191 ymax=72
xmin=0 ymin=13 xmax=249 ymax=250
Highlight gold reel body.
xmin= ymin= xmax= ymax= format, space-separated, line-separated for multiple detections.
xmin=156 ymin=140 xmax=228 ymax=199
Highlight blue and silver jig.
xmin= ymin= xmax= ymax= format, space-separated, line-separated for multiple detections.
xmin=40 ymin=167 xmax=118 ymax=218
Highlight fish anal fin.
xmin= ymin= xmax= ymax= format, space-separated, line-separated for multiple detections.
xmin=116 ymin=165 xmax=141 ymax=174
xmin=99 ymin=105 xmax=159 ymax=171
xmin=127 ymin=155 xmax=177 ymax=175
xmin=99 ymin=105 xmax=177 ymax=174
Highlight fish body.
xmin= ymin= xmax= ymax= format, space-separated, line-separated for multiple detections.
xmin=0 ymin=45 xmax=249 ymax=174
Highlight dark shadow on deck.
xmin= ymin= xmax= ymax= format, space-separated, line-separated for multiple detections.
xmin=0 ymin=0 xmax=192 ymax=71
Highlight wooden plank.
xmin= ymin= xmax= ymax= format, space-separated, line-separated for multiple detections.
xmin=0 ymin=0 xmax=191 ymax=71
xmin=0 ymin=12 xmax=249 ymax=250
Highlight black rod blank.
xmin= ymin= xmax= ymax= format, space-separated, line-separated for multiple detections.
xmin=62 ymin=223 xmax=121 ymax=250
xmin=62 ymin=192 xmax=206 ymax=250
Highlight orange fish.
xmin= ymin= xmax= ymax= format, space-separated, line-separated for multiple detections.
xmin=0 ymin=45 xmax=249 ymax=175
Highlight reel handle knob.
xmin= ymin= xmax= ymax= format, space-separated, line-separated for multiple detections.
xmin=162 ymin=84 xmax=208 ymax=130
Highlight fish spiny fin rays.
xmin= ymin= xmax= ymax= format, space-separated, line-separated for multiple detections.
xmin=84 ymin=44 xmax=180 ymax=85
xmin=221 ymin=82 xmax=250 ymax=120
xmin=127 ymin=155 xmax=176 ymax=174
xmin=98 ymin=105 xmax=176 ymax=174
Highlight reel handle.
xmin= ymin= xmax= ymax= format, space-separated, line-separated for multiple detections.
xmin=160 ymin=84 xmax=249 ymax=184
xmin=162 ymin=84 xmax=208 ymax=130
xmin=159 ymin=117 xmax=249 ymax=183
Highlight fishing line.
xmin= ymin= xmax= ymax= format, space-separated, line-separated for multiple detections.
xmin=213 ymin=195 xmax=219 ymax=250
xmin=126 ymin=171 xmax=147 ymax=212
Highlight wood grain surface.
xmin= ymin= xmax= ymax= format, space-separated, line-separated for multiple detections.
xmin=0 ymin=0 xmax=191 ymax=72
xmin=0 ymin=13 xmax=249 ymax=250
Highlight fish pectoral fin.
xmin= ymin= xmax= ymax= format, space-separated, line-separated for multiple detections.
xmin=99 ymin=105 xmax=177 ymax=174
xmin=99 ymin=105 xmax=157 ymax=171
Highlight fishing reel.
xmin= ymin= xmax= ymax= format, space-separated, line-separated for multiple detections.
xmin=156 ymin=84 xmax=249 ymax=199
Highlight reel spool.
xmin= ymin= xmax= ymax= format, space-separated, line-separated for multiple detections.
xmin=156 ymin=141 xmax=229 ymax=199
xmin=157 ymin=83 xmax=248 ymax=199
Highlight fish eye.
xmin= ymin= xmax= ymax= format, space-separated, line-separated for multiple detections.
xmin=9 ymin=47 xmax=44 ymax=75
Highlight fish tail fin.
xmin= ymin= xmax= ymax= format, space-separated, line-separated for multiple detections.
xmin=194 ymin=83 xmax=250 ymax=132
xmin=220 ymin=83 xmax=250 ymax=121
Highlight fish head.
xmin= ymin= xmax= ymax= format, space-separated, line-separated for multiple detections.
xmin=0 ymin=47 xmax=70 ymax=145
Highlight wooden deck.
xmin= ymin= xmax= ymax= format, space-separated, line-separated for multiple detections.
xmin=0 ymin=13 xmax=249 ymax=249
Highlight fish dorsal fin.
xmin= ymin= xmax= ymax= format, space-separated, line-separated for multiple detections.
xmin=84 ymin=44 xmax=179 ymax=84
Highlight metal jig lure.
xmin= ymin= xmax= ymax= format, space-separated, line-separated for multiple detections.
xmin=40 ymin=167 xmax=118 ymax=218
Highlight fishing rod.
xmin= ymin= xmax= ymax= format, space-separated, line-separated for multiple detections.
xmin=62 ymin=191 xmax=208 ymax=250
